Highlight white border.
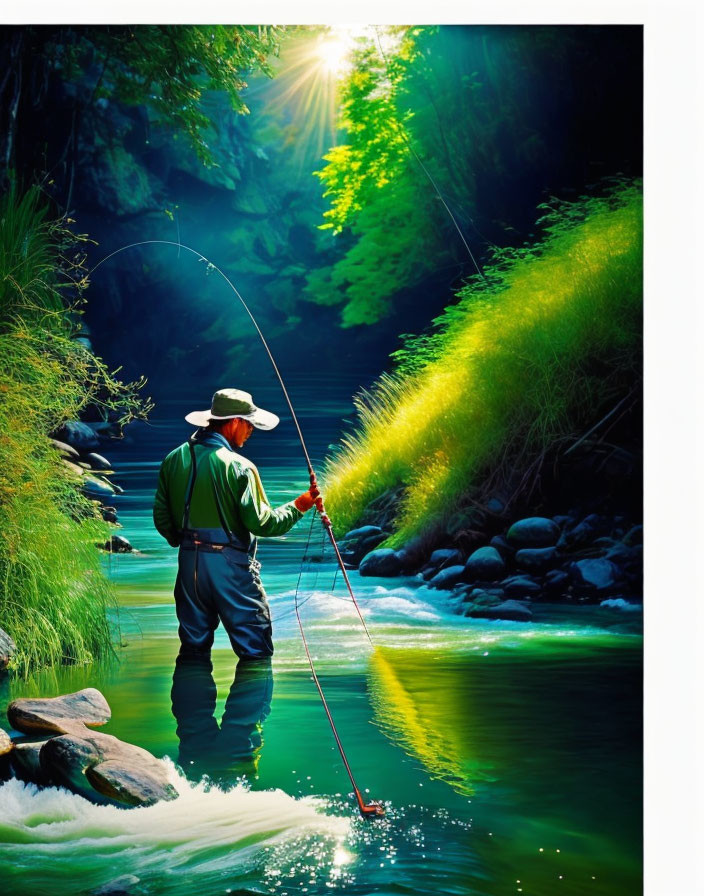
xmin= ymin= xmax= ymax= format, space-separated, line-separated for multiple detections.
xmin=2 ymin=3 xmax=702 ymax=892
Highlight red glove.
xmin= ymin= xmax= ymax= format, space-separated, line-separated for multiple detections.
xmin=294 ymin=474 xmax=324 ymax=513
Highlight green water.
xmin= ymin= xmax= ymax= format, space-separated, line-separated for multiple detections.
xmin=0 ymin=396 xmax=642 ymax=896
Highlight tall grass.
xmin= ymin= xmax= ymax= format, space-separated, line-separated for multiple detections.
xmin=0 ymin=184 xmax=147 ymax=675
xmin=323 ymin=181 xmax=642 ymax=546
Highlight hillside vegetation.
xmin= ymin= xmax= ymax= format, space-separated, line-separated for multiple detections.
xmin=0 ymin=185 xmax=147 ymax=674
xmin=323 ymin=181 xmax=642 ymax=546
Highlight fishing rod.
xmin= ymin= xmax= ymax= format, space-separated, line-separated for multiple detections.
xmin=90 ymin=239 xmax=384 ymax=819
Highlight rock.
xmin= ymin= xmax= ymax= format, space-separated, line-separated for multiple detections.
xmin=8 ymin=688 xmax=111 ymax=736
xmin=0 ymin=627 xmax=16 ymax=671
xmin=501 ymin=575 xmax=542 ymax=598
xmin=101 ymin=535 xmax=133 ymax=554
xmin=570 ymin=558 xmax=620 ymax=592
xmin=343 ymin=525 xmax=384 ymax=541
xmin=101 ymin=506 xmax=119 ymax=524
xmin=82 ymin=474 xmax=116 ymax=498
xmin=0 ymin=729 xmax=12 ymax=756
xmin=51 ymin=438 xmax=80 ymax=460
xmin=489 ymin=534 xmax=513 ymax=557
xmin=623 ymin=524 xmax=643 ymax=546
xmin=358 ymin=549 xmax=403 ymax=577
xmin=543 ymin=569 xmax=571 ymax=594
xmin=41 ymin=730 xmax=177 ymax=807
xmin=466 ymin=588 xmax=504 ymax=607
xmin=466 ymin=600 xmax=533 ymax=622
xmin=54 ymin=421 xmax=100 ymax=451
xmin=506 ymin=517 xmax=560 ymax=548
xmin=600 ymin=597 xmax=641 ymax=611
xmin=94 ymin=875 xmax=141 ymax=896
xmin=515 ymin=546 xmax=557 ymax=573
xmin=85 ymin=452 xmax=112 ymax=471
xmin=11 ymin=741 xmax=53 ymax=786
xmin=429 ymin=548 xmax=464 ymax=568
xmin=428 ymin=565 xmax=466 ymax=590
xmin=464 ymin=546 xmax=505 ymax=581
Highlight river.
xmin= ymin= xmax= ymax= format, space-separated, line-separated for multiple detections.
xmin=0 ymin=377 xmax=642 ymax=896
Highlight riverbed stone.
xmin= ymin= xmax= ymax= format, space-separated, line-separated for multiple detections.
xmin=506 ymin=517 xmax=559 ymax=548
xmin=101 ymin=535 xmax=133 ymax=553
xmin=466 ymin=588 xmax=504 ymax=607
xmin=501 ymin=575 xmax=542 ymax=598
xmin=0 ymin=729 xmax=12 ymax=756
xmin=82 ymin=474 xmax=117 ymax=498
xmin=466 ymin=600 xmax=533 ymax=622
xmin=489 ymin=534 xmax=513 ymax=557
xmin=464 ymin=546 xmax=505 ymax=581
xmin=85 ymin=452 xmax=112 ymax=471
xmin=428 ymin=565 xmax=466 ymax=590
xmin=8 ymin=688 xmax=111 ymax=736
xmin=430 ymin=548 xmax=464 ymax=568
xmin=359 ymin=548 xmax=403 ymax=577
xmin=11 ymin=740 xmax=53 ymax=786
xmin=54 ymin=421 xmax=100 ymax=451
xmin=570 ymin=558 xmax=619 ymax=592
xmin=515 ymin=546 xmax=557 ymax=573
xmin=543 ymin=569 xmax=571 ymax=594
xmin=41 ymin=730 xmax=177 ymax=807
xmin=0 ymin=627 xmax=16 ymax=671
xmin=51 ymin=438 xmax=80 ymax=460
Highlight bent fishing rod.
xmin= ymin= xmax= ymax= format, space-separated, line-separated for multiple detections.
xmin=90 ymin=239 xmax=384 ymax=819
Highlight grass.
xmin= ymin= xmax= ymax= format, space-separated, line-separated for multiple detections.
xmin=0 ymin=183 xmax=148 ymax=676
xmin=323 ymin=180 xmax=642 ymax=546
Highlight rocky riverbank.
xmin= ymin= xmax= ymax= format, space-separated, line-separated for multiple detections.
xmin=52 ymin=419 xmax=135 ymax=553
xmin=0 ymin=689 xmax=176 ymax=807
xmin=339 ymin=511 xmax=642 ymax=622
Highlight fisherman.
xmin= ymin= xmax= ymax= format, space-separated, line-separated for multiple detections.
xmin=153 ymin=388 xmax=322 ymax=661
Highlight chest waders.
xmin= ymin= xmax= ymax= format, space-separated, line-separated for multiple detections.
xmin=174 ymin=438 xmax=272 ymax=660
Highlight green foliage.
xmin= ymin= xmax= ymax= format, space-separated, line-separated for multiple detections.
xmin=323 ymin=181 xmax=642 ymax=542
xmin=314 ymin=29 xmax=421 ymax=233
xmin=0 ymin=184 xmax=150 ymax=674
xmin=46 ymin=26 xmax=284 ymax=165
xmin=308 ymin=25 xmax=642 ymax=328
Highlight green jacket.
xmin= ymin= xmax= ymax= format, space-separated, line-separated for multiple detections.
xmin=153 ymin=430 xmax=303 ymax=547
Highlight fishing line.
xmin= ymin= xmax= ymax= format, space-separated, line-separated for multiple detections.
xmin=373 ymin=27 xmax=487 ymax=282
xmin=90 ymin=238 xmax=383 ymax=818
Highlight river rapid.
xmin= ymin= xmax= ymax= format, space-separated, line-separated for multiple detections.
xmin=0 ymin=378 xmax=642 ymax=896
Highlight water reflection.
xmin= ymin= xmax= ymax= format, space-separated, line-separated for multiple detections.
xmin=171 ymin=653 xmax=273 ymax=783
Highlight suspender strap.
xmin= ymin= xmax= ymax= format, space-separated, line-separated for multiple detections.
xmin=182 ymin=437 xmax=236 ymax=543
xmin=182 ymin=438 xmax=199 ymax=532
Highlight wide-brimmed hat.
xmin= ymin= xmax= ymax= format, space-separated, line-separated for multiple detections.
xmin=185 ymin=388 xmax=279 ymax=430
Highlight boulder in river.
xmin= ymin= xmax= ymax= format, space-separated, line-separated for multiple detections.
xmin=429 ymin=548 xmax=464 ymax=568
xmin=54 ymin=421 xmax=100 ymax=451
xmin=515 ymin=546 xmax=558 ymax=573
xmin=101 ymin=534 xmax=133 ymax=554
xmin=85 ymin=452 xmax=112 ymax=471
xmin=428 ymin=565 xmax=466 ymax=590
xmin=501 ymin=575 xmax=542 ymax=598
xmin=11 ymin=740 xmax=53 ymax=786
xmin=506 ymin=517 xmax=560 ymax=548
xmin=0 ymin=728 xmax=12 ymax=756
xmin=466 ymin=600 xmax=533 ymax=622
xmin=464 ymin=546 xmax=505 ymax=581
xmin=8 ymin=688 xmax=111 ymax=736
xmin=0 ymin=627 xmax=16 ymax=671
xmin=41 ymin=729 xmax=178 ymax=807
xmin=570 ymin=558 xmax=619 ymax=592
xmin=359 ymin=548 xmax=403 ymax=577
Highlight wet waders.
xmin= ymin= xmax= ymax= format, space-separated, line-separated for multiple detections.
xmin=176 ymin=438 xmax=273 ymax=660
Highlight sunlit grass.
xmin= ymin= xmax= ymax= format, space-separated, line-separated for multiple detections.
xmin=0 ymin=185 xmax=141 ymax=675
xmin=323 ymin=182 xmax=642 ymax=544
